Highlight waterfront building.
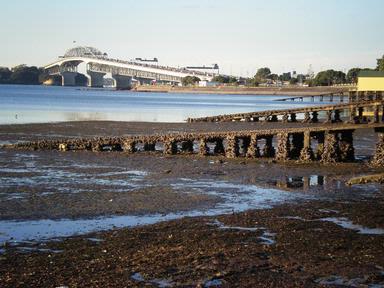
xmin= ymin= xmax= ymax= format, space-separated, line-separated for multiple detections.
xmin=357 ymin=71 xmax=384 ymax=91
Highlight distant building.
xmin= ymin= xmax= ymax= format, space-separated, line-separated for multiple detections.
xmin=357 ymin=71 xmax=384 ymax=91
xmin=198 ymin=81 xmax=219 ymax=87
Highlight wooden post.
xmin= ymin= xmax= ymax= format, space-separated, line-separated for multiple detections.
xmin=300 ymin=131 xmax=314 ymax=162
xmin=374 ymin=105 xmax=380 ymax=123
xmin=199 ymin=138 xmax=209 ymax=156
xmin=302 ymin=112 xmax=310 ymax=123
xmin=225 ymin=135 xmax=239 ymax=158
xmin=123 ymin=140 xmax=136 ymax=153
xmin=246 ymin=134 xmax=260 ymax=158
xmin=164 ymin=139 xmax=177 ymax=155
xmin=282 ymin=113 xmax=289 ymax=123
xmin=321 ymin=131 xmax=340 ymax=163
xmin=372 ymin=129 xmax=384 ymax=166
xmin=276 ymin=133 xmax=290 ymax=161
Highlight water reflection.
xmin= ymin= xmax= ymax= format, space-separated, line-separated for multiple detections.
xmin=275 ymin=175 xmax=325 ymax=190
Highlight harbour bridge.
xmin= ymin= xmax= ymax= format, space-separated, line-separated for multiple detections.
xmin=44 ymin=47 xmax=215 ymax=89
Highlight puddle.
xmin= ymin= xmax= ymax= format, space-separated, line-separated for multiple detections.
xmin=204 ymin=279 xmax=223 ymax=287
xmin=172 ymin=179 xmax=310 ymax=213
xmin=276 ymin=175 xmax=325 ymax=189
xmin=131 ymin=272 xmax=173 ymax=287
xmin=210 ymin=219 xmax=276 ymax=245
xmin=315 ymin=275 xmax=384 ymax=287
xmin=258 ymin=231 xmax=276 ymax=245
xmin=282 ymin=216 xmax=384 ymax=235
xmin=320 ymin=217 xmax=384 ymax=235
xmin=87 ymin=238 xmax=105 ymax=243
xmin=16 ymin=247 xmax=64 ymax=254
xmin=211 ymin=219 xmax=261 ymax=232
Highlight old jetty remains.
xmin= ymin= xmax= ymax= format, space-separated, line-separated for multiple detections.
xmin=187 ymin=100 xmax=384 ymax=123
xmin=4 ymin=124 xmax=384 ymax=166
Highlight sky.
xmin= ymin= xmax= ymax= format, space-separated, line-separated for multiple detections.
xmin=0 ymin=0 xmax=383 ymax=76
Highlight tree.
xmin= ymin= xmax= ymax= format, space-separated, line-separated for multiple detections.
xmin=255 ymin=67 xmax=271 ymax=82
xmin=346 ymin=68 xmax=362 ymax=84
xmin=212 ymin=75 xmax=238 ymax=84
xmin=0 ymin=67 xmax=12 ymax=83
xmin=10 ymin=65 xmax=41 ymax=85
xmin=377 ymin=55 xmax=384 ymax=71
xmin=181 ymin=76 xmax=200 ymax=86
xmin=313 ymin=70 xmax=346 ymax=86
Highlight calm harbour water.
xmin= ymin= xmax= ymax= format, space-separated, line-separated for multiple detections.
xmin=0 ymin=84 xmax=329 ymax=124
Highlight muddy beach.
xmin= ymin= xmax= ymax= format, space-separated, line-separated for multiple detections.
xmin=0 ymin=121 xmax=384 ymax=287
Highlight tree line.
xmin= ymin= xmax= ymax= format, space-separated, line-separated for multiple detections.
xmin=181 ymin=54 xmax=384 ymax=87
xmin=0 ymin=65 xmax=48 ymax=85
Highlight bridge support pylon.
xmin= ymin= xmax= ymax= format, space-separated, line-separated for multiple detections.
xmin=60 ymin=72 xmax=77 ymax=86
xmin=86 ymin=71 xmax=106 ymax=88
xmin=112 ymin=74 xmax=132 ymax=90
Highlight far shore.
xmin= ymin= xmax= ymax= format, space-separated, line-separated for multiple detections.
xmin=134 ymin=85 xmax=353 ymax=96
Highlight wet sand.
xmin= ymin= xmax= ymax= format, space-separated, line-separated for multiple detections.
xmin=0 ymin=121 xmax=384 ymax=287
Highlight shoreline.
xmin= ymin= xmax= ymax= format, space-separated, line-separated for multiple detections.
xmin=134 ymin=85 xmax=352 ymax=96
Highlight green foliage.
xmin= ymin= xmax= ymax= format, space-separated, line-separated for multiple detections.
xmin=377 ymin=55 xmax=384 ymax=71
xmin=0 ymin=67 xmax=12 ymax=83
xmin=181 ymin=76 xmax=200 ymax=86
xmin=212 ymin=75 xmax=237 ymax=84
xmin=267 ymin=74 xmax=278 ymax=81
xmin=8 ymin=65 xmax=41 ymax=85
xmin=313 ymin=69 xmax=346 ymax=86
xmin=247 ymin=77 xmax=259 ymax=87
xmin=346 ymin=67 xmax=373 ymax=83
xmin=255 ymin=67 xmax=271 ymax=81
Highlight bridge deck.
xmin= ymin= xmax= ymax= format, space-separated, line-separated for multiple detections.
xmin=188 ymin=100 xmax=384 ymax=123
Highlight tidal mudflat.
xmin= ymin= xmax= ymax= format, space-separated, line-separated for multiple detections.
xmin=0 ymin=121 xmax=384 ymax=287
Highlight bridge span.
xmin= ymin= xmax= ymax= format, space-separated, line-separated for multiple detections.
xmin=44 ymin=46 xmax=215 ymax=89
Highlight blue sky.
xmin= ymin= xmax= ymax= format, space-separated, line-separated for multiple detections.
xmin=0 ymin=0 xmax=383 ymax=76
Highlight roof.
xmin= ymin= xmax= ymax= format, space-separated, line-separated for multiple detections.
xmin=358 ymin=70 xmax=384 ymax=78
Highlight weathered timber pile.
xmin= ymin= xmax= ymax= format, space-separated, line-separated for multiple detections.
xmin=2 ymin=124 xmax=384 ymax=166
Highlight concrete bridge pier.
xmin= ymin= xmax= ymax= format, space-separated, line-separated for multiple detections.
xmin=60 ymin=72 xmax=77 ymax=86
xmin=112 ymin=74 xmax=132 ymax=90
xmin=87 ymin=71 xmax=106 ymax=88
